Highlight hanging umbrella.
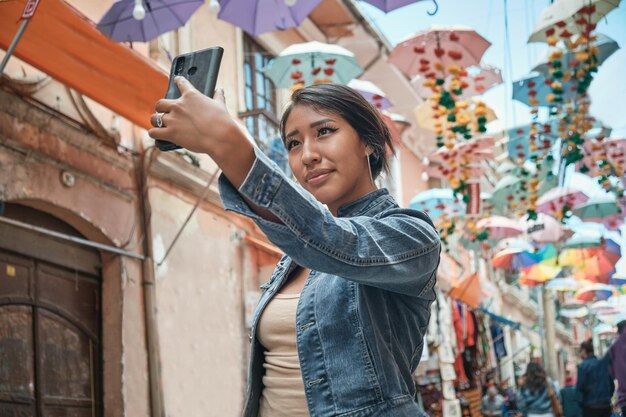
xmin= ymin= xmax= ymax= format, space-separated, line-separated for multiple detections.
xmin=575 ymin=283 xmax=618 ymax=302
xmin=491 ymin=248 xmax=539 ymax=270
xmin=414 ymin=99 xmax=497 ymax=131
xmin=512 ymin=73 xmax=577 ymax=107
xmin=496 ymin=238 xmax=536 ymax=252
xmin=590 ymin=300 xmax=621 ymax=314
xmin=97 ymin=0 xmax=204 ymax=42
xmin=532 ymin=33 xmax=620 ymax=76
xmin=389 ymin=25 xmax=491 ymax=77
xmin=490 ymin=175 xmax=524 ymax=210
xmin=476 ymin=216 xmax=524 ymax=240
xmin=347 ymin=79 xmax=394 ymax=110
xmin=587 ymin=212 xmax=625 ymax=231
xmin=360 ymin=0 xmax=437 ymax=13
xmin=411 ymin=63 xmax=502 ymax=99
xmin=572 ymin=195 xmax=621 ymax=220
xmin=263 ymin=41 xmax=363 ymax=88
xmin=559 ymin=303 xmax=590 ymax=318
xmin=545 ymin=277 xmax=584 ymax=291
xmin=519 ymin=262 xmax=563 ymax=284
xmin=528 ymin=0 xmax=622 ymax=43
xmin=217 ymin=0 xmax=322 ymax=36
xmin=506 ymin=124 xmax=558 ymax=161
xmin=536 ymin=187 xmax=589 ymax=216
xmin=408 ymin=188 xmax=465 ymax=218
xmin=525 ymin=213 xmax=569 ymax=243
xmin=563 ymin=229 xmax=604 ymax=248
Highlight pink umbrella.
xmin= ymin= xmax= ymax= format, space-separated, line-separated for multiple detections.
xmin=411 ymin=63 xmax=502 ymax=99
xmin=347 ymin=79 xmax=394 ymax=110
xmin=588 ymin=213 xmax=625 ymax=231
xmin=360 ymin=0 xmax=438 ymax=13
xmin=476 ymin=216 xmax=524 ymax=240
xmin=389 ymin=25 xmax=491 ymax=77
xmin=524 ymin=213 xmax=571 ymax=243
xmin=536 ymin=187 xmax=589 ymax=216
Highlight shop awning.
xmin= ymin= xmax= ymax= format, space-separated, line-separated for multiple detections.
xmin=0 ymin=0 xmax=167 ymax=129
xmin=478 ymin=307 xmax=521 ymax=330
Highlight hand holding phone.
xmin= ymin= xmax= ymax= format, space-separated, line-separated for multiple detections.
xmin=156 ymin=47 xmax=224 ymax=151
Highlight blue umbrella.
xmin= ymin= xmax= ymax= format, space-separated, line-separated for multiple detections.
xmin=408 ymin=188 xmax=465 ymax=218
xmin=532 ymin=33 xmax=620 ymax=77
xmin=512 ymin=72 xmax=577 ymax=107
xmin=98 ymin=0 xmax=204 ymax=43
xmin=506 ymin=123 xmax=558 ymax=161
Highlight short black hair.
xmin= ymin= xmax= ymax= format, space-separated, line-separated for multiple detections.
xmin=618 ymin=320 xmax=626 ymax=335
xmin=280 ymin=83 xmax=395 ymax=180
xmin=580 ymin=339 xmax=594 ymax=355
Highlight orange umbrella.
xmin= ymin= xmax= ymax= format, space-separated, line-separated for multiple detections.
xmin=449 ymin=272 xmax=484 ymax=308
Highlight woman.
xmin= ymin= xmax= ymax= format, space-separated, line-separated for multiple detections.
xmin=517 ymin=362 xmax=561 ymax=417
xmin=149 ymin=78 xmax=441 ymax=416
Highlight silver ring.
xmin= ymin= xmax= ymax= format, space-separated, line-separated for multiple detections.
xmin=155 ymin=112 xmax=164 ymax=128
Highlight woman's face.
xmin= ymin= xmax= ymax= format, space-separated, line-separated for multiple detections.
xmin=283 ymin=104 xmax=377 ymax=215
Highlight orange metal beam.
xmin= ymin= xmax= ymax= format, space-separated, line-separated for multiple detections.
xmin=0 ymin=0 xmax=167 ymax=129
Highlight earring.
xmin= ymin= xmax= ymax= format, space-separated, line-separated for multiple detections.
xmin=366 ymin=154 xmax=375 ymax=185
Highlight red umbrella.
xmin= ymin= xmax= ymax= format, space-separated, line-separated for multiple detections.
xmin=476 ymin=216 xmax=524 ymax=240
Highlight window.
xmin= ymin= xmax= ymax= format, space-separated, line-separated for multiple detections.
xmin=241 ymin=36 xmax=290 ymax=174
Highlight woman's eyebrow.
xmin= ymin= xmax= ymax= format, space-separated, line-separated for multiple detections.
xmin=285 ymin=118 xmax=336 ymax=139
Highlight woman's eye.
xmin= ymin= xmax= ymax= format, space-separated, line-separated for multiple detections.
xmin=318 ymin=127 xmax=336 ymax=136
xmin=286 ymin=140 xmax=300 ymax=151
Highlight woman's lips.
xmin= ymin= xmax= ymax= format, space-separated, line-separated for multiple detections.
xmin=307 ymin=171 xmax=333 ymax=185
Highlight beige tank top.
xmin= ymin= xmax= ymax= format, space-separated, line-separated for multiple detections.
xmin=257 ymin=293 xmax=309 ymax=417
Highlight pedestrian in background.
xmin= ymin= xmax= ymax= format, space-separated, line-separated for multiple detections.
xmin=481 ymin=386 xmax=504 ymax=417
xmin=609 ymin=320 xmax=626 ymax=417
xmin=559 ymin=374 xmax=582 ymax=417
xmin=517 ymin=362 xmax=562 ymax=417
xmin=576 ymin=339 xmax=614 ymax=417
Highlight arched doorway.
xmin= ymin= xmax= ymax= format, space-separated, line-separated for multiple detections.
xmin=0 ymin=203 xmax=102 ymax=416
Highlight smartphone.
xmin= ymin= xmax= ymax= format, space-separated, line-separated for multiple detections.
xmin=156 ymin=46 xmax=224 ymax=151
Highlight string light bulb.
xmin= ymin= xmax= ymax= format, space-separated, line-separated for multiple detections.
xmin=208 ymin=0 xmax=221 ymax=13
xmin=132 ymin=0 xmax=146 ymax=20
xmin=285 ymin=0 xmax=297 ymax=6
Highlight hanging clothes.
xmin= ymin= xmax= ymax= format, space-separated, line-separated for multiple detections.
xmin=490 ymin=319 xmax=508 ymax=360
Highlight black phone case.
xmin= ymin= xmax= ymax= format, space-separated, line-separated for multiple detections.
xmin=156 ymin=46 xmax=224 ymax=152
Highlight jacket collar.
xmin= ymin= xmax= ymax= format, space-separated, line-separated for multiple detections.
xmin=336 ymin=188 xmax=395 ymax=218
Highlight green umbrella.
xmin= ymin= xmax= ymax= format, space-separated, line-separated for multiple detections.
xmin=490 ymin=175 xmax=523 ymax=210
xmin=573 ymin=195 xmax=621 ymax=220
xmin=564 ymin=230 xmax=604 ymax=249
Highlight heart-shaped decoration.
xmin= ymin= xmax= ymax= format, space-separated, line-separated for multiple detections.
xmin=325 ymin=59 xmax=336 ymax=66
xmin=292 ymin=59 xmax=301 ymax=65
xmin=449 ymin=33 xmax=460 ymax=42
xmin=311 ymin=67 xmax=321 ymax=75
xmin=324 ymin=68 xmax=334 ymax=76
xmin=290 ymin=71 xmax=303 ymax=80
xmin=528 ymin=81 xmax=536 ymax=88
xmin=434 ymin=48 xmax=445 ymax=58
xmin=413 ymin=46 xmax=425 ymax=54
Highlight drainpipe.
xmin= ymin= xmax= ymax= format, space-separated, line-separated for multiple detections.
xmin=137 ymin=146 xmax=166 ymax=417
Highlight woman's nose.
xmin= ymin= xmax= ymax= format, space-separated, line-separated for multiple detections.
xmin=301 ymin=139 xmax=320 ymax=166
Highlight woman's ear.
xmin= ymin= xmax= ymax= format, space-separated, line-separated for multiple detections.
xmin=365 ymin=145 xmax=373 ymax=156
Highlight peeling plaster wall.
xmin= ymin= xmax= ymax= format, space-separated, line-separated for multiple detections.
xmin=149 ymin=186 xmax=246 ymax=417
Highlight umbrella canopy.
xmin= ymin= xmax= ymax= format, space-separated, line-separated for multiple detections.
xmin=347 ymin=79 xmax=394 ymax=110
xmin=217 ymin=0 xmax=322 ymax=36
xmin=528 ymin=0 xmax=622 ymax=43
xmin=490 ymin=175 xmax=524 ymax=210
xmin=360 ymin=0 xmax=434 ymax=12
xmin=536 ymin=187 xmax=589 ymax=216
xmin=411 ymin=63 xmax=502 ymax=99
xmin=545 ymin=277 xmax=584 ymax=291
xmin=532 ymin=33 xmax=620 ymax=76
xmin=97 ymin=0 xmax=204 ymax=42
xmin=575 ymin=283 xmax=618 ymax=302
xmin=559 ymin=303 xmax=590 ymax=318
xmin=408 ymin=188 xmax=465 ymax=218
xmin=525 ymin=213 xmax=569 ymax=243
xmin=414 ymin=99 xmax=497 ymax=131
xmin=506 ymin=123 xmax=558 ymax=161
xmin=492 ymin=248 xmax=539 ymax=270
xmin=389 ymin=25 xmax=491 ymax=77
xmin=573 ymin=195 xmax=621 ymax=220
xmin=476 ymin=216 xmax=524 ymax=240
xmin=519 ymin=263 xmax=563 ymax=285
xmin=512 ymin=73 xmax=577 ymax=107
xmin=496 ymin=238 xmax=536 ymax=252
xmin=563 ymin=229 xmax=604 ymax=248
xmin=263 ymin=41 xmax=363 ymax=88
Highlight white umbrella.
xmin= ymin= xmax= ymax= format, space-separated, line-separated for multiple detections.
xmin=528 ymin=0 xmax=622 ymax=43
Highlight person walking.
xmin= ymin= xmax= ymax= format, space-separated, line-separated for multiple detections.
xmin=559 ymin=374 xmax=582 ymax=417
xmin=481 ymin=386 xmax=505 ymax=417
xmin=517 ymin=362 xmax=562 ymax=417
xmin=609 ymin=320 xmax=626 ymax=417
xmin=149 ymin=81 xmax=441 ymax=416
xmin=576 ymin=339 xmax=615 ymax=417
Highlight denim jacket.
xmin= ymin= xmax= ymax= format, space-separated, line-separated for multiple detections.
xmin=219 ymin=148 xmax=441 ymax=417
xmin=576 ymin=355 xmax=614 ymax=407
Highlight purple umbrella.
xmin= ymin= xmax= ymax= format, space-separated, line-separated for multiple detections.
xmin=217 ymin=0 xmax=323 ymax=37
xmin=361 ymin=0 xmax=438 ymax=14
xmin=97 ymin=0 xmax=204 ymax=43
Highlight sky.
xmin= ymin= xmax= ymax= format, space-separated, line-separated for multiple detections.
xmin=357 ymin=0 xmax=626 ymax=274
xmin=357 ymin=0 xmax=626 ymax=138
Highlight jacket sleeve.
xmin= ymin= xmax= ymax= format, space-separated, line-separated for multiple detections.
xmin=219 ymin=147 xmax=441 ymax=296
xmin=516 ymin=389 xmax=529 ymax=412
